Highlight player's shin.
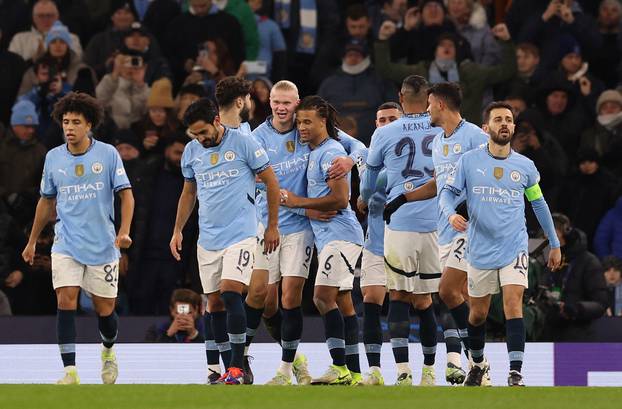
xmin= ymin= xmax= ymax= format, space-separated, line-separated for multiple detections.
xmin=221 ymin=291 xmax=246 ymax=370
xmin=363 ymin=302 xmax=382 ymax=368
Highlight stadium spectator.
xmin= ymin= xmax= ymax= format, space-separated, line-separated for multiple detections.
xmin=132 ymin=136 xmax=197 ymax=315
xmin=391 ymin=0 xmax=460 ymax=64
xmin=131 ymin=78 xmax=180 ymax=156
xmin=96 ymin=52 xmax=150 ymax=129
xmin=145 ymin=288 xmax=205 ymax=342
xmin=0 ymin=32 xmax=26 ymax=126
xmin=182 ymin=39 xmax=239 ymax=99
xmin=0 ymin=101 xmax=47 ymax=226
xmin=512 ymin=109 xmax=567 ymax=210
xmin=374 ymin=21 xmax=516 ymax=124
xmin=18 ymin=21 xmax=97 ymax=96
xmin=132 ymin=0 xmax=181 ymax=47
xmin=558 ymin=148 xmax=618 ymax=249
xmin=119 ymin=22 xmax=170 ymax=86
xmin=580 ymin=90 xmax=622 ymax=176
xmin=447 ymin=0 xmax=501 ymax=66
xmin=603 ymin=256 xmax=622 ymax=316
xmin=515 ymin=0 xmax=602 ymax=72
xmin=164 ymin=0 xmax=245 ymax=86
xmin=594 ymin=196 xmax=622 ymax=260
xmin=310 ymin=4 xmax=375 ymax=88
xmin=369 ymin=0 xmax=408 ymax=38
xmin=587 ymin=0 xmax=622 ymax=89
xmin=535 ymin=74 xmax=590 ymax=163
xmin=248 ymin=77 xmax=272 ymax=129
xmin=175 ymin=84 xmax=205 ymax=123
xmin=215 ymin=0 xmax=259 ymax=61
xmin=504 ymin=94 xmax=528 ymax=118
xmin=9 ymin=0 xmax=84 ymax=63
xmin=318 ymin=39 xmax=397 ymax=145
xmin=541 ymin=213 xmax=608 ymax=341
xmin=499 ymin=43 xmax=545 ymax=105
xmin=245 ymin=0 xmax=287 ymax=81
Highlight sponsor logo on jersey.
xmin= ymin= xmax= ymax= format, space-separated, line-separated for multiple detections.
xmin=493 ymin=167 xmax=503 ymax=180
xmin=210 ymin=153 xmax=219 ymax=165
xmin=92 ymin=162 xmax=103 ymax=174
xmin=224 ymin=151 xmax=236 ymax=161
xmin=75 ymin=164 xmax=84 ymax=177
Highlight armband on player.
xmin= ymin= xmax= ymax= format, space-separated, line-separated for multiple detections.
xmin=524 ymin=183 xmax=543 ymax=202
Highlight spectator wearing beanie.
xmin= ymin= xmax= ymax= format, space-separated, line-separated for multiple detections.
xmin=559 ymin=148 xmax=619 ymax=250
xmin=9 ymin=0 xmax=83 ymax=63
xmin=18 ymin=21 xmax=97 ymax=97
xmin=0 ymin=101 xmax=47 ymax=224
xmin=581 ymin=90 xmax=622 ymax=176
xmin=131 ymin=78 xmax=180 ymax=156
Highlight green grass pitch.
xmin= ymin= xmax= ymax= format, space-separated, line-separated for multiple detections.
xmin=1 ymin=385 xmax=621 ymax=409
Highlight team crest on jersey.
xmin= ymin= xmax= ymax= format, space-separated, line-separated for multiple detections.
xmin=404 ymin=181 xmax=415 ymax=191
xmin=493 ymin=167 xmax=504 ymax=180
xmin=75 ymin=164 xmax=84 ymax=177
xmin=224 ymin=151 xmax=236 ymax=161
xmin=510 ymin=171 xmax=521 ymax=182
xmin=210 ymin=153 xmax=219 ymax=165
xmin=286 ymin=140 xmax=295 ymax=153
xmin=443 ymin=144 xmax=449 ymax=156
xmin=453 ymin=144 xmax=462 ymax=154
xmin=91 ymin=162 xmax=103 ymax=174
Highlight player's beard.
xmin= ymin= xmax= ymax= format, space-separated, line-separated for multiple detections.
xmin=489 ymin=127 xmax=512 ymax=146
xmin=239 ymin=105 xmax=250 ymax=123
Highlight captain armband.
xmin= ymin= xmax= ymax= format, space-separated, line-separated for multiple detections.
xmin=525 ymin=183 xmax=543 ymax=202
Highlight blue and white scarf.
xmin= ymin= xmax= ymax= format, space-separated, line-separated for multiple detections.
xmin=428 ymin=59 xmax=460 ymax=84
xmin=274 ymin=0 xmax=317 ymax=54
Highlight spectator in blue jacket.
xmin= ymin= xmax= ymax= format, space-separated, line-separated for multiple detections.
xmin=594 ymin=196 xmax=622 ymax=260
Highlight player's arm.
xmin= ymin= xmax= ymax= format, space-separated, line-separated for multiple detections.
xmin=383 ymin=178 xmax=438 ymax=222
xmin=170 ymin=181 xmax=197 ymax=261
xmin=115 ymin=188 xmax=134 ymax=249
xmin=329 ymin=132 xmax=368 ymax=179
xmin=439 ymin=157 xmax=467 ymax=232
xmin=257 ymin=166 xmax=280 ymax=254
xmin=22 ymin=197 xmax=56 ymax=265
xmin=359 ymin=165 xmax=381 ymax=203
xmin=282 ymin=176 xmax=350 ymax=212
xmin=526 ymin=182 xmax=562 ymax=271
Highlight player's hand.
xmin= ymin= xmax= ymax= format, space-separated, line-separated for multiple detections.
xmin=115 ymin=232 xmax=132 ymax=249
xmin=170 ymin=230 xmax=183 ymax=261
xmin=383 ymin=194 xmax=407 ymax=224
xmin=263 ymin=225 xmax=280 ymax=254
xmin=328 ymin=157 xmax=354 ymax=179
xmin=356 ymin=196 xmax=368 ymax=214
xmin=22 ymin=242 xmax=36 ymax=265
xmin=306 ymin=209 xmax=338 ymax=222
xmin=491 ymin=23 xmax=511 ymax=41
xmin=449 ymin=214 xmax=468 ymax=232
xmin=547 ymin=247 xmax=562 ymax=271
xmin=378 ymin=20 xmax=397 ymax=41
xmin=280 ymin=189 xmax=299 ymax=208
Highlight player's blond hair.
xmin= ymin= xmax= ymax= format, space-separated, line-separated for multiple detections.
xmin=271 ymin=80 xmax=299 ymax=99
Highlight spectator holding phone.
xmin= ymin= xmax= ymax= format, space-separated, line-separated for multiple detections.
xmin=145 ymin=289 xmax=204 ymax=343
xmin=182 ymin=39 xmax=238 ymax=99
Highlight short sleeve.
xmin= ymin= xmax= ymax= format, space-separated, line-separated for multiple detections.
xmin=526 ymin=160 xmax=540 ymax=188
xmin=242 ymin=134 xmax=270 ymax=173
xmin=366 ymin=128 xmax=384 ymax=170
xmin=319 ymin=149 xmax=339 ymax=181
xmin=473 ymin=130 xmax=489 ymax=149
xmin=181 ymin=143 xmax=195 ymax=181
xmin=445 ymin=155 xmax=467 ymax=195
xmin=40 ymin=154 xmax=56 ymax=198
xmin=110 ymin=148 xmax=131 ymax=192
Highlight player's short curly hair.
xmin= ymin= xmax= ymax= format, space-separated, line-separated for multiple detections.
xmin=51 ymin=92 xmax=104 ymax=128
xmin=215 ymin=76 xmax=252 ymax=108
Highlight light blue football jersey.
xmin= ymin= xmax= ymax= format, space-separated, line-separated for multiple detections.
xmin=365 ymin=169 xmax=387 ymax=257
xmin=253 ymin=118 xmax=368 ymax=235
xmin=440 ymin=146 xmax=541 ymax=269
xmin=181 ymin=127 xmax=270 ymax=251
xmin=307 ymin=137 xmax=364 ymax=252
xmin=366 ymin=112 xmax=441 ymax=232
xmin=432 ymin=120 xmax=488 ymax=245
xmin=40 ymin=139 xmax=131 ymax=265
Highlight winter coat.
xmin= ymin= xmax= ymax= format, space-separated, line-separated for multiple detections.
xmin=594 ymin=197 xmax=622 ymax=260
xmin=95 ymin=74 xmax=150 ymax=129
xmin=18 ymin=51 xmax=97 ymax=96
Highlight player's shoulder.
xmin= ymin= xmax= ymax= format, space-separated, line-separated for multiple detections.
xmin=511 ymin=150 xmax=536 ymax=169
xmin=325 ymin=137 xmax=347 ymax=154
xmin=461 ymin=145 xmax=487 ymax=162
xmin=93 ymin=139 xmax=118 ymax=155
xmin=45 ymin=144 xmax=66 ymax=159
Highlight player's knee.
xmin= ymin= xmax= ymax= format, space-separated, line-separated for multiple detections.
xmin=247 ymin=284 xmax=267 ymax=307
xmin=56 ymin=289 xmax=79 ymax=310
xmin=439 ymin=285 xmax=461 ymax=308
xmin=412 ymin=294 xmax=432 ymax=310
xmin=281 ymin=291 xmax=301 ymax=310
xmin=207 ymin=294 xmax=225 ymax=312
xmin=313 ymin=294 xmax=334 ymax=315
xmin=469 ymin=309 xmax=487 ymax=326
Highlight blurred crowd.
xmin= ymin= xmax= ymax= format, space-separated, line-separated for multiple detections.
xmin=0 ymin=0 xmax=622 ymax=341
